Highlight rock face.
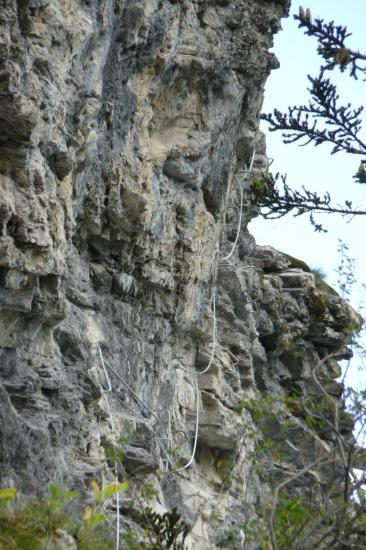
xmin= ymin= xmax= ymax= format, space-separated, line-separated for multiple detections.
xmin=0 ymin=0 xmax=359 ymax=547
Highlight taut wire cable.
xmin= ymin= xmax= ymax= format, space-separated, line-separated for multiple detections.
xmin=97 ymin=346 xmax=120 ymax=550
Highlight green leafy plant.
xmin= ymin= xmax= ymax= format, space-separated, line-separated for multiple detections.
xmin=0 ymin=487 xmax=17 ymax=510
xmin=250 ymin=178 xmax=269 ymax=200
xmin=131 ymin=506 xmax=190 ymax=549
xmin=90 ymin=479 xmax=128 ymax=504
xmin=0 ymin=482 xmax=129 ymax=549
xmin=311 ymin=266 xmax=327 ymax=289
xmin=269 ymin=493 xmax=313 ymax=549
xmin=140 ymin=483 xmax=158 ymax=503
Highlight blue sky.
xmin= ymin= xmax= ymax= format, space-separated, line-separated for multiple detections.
xmin=251 ymin=0 xmax=365 ymax=286
xmin=250 ymin=0 xmax=366 ymax=386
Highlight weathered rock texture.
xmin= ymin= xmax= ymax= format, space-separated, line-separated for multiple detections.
xmin=0 ymin=0 xmax=359 ymax=547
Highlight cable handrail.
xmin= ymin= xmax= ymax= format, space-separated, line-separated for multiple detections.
xmin=96 ymin=347 xmax=120 ymax=550
xmin=95 ymin=148 xmax=258 ymax=479
xmin=219 ymin=149 xmax=256 ymax=262
xmin=197 ymin=287 xmax=218 ymax=375
xmin=103 ymin=360 xmax=159 ymax=421
xmin=102 ymin=358 xmax=174 ymax=468
xmin=175 ymin=372 xmax=200 ymax=472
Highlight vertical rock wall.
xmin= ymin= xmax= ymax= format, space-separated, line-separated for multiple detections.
xmin=0 ymin=0 xmax=358 ymax=546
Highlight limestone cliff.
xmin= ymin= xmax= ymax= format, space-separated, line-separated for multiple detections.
xmin=0 ymin=0 xmax=359 ymax=547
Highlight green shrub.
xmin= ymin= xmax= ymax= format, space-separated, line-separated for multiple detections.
xmin=0 ymin=482 xmax=127 ymax=549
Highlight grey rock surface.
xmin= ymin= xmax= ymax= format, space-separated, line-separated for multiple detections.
xmin=0 ymin=0 xmax=359 ymax=547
